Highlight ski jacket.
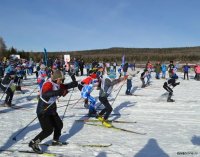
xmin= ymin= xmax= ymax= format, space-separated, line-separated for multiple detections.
xmin=154 ymin=64 xmax=161 ymax=73
xmin=37 ymin=79 xmax=62 ymax=115
xmin=127 ymin=67 xmax=137 ymax=80
xmin=37 ymin=79 xmax=78 ymax=115
xmin=183 ymin=65 xmax=190 ymax=72
xmin=195 ymin=65 xmax=200 ymax=74
xmin=37 ymin=70 xmax=47 ymax=83
xmin=99 ymin=75 xmax=121 ymax=98
xmin=161 ymin=64 xmax=167 ymax=72
xmin=168 ymin=64 xmax=175 ymax=73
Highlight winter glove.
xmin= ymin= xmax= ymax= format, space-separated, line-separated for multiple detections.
xmin=60 ymin=84 xmax=68 ymax=97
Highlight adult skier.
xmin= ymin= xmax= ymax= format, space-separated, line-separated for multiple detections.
xmin=96 ymin=70 xmax=127 ymax=127
xmin=29 ymin=70 xmax=78 ymax=154
xmin=0 ymin=71 xmax=16 ymax=106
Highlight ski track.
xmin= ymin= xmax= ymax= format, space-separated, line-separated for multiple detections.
xmin=0 ymin=70 xmax=200 ymax=157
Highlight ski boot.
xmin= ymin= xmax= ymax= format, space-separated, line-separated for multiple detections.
xmin=167 ymin=98 xmax=175 ymax=102
xmin=52 ymin=140 xmax=68 ymax=146
xmin=29 ymin=140 xmax=43 ymax=154
xmin=96 ymin=115 xmax=104 ymax=122
xmin=102 ymin=119 xmax=113 ymax=128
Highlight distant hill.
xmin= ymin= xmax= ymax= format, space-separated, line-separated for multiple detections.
xmin=18 ymin=46 xmax=200 ymax=63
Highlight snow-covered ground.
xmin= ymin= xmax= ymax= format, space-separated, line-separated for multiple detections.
xmin=0 ymin=69 xmax=200 ymax=157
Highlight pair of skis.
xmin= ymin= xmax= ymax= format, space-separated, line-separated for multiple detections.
xmin=0 ymin=142 xmax=112 ymax=155
xmin=76 ymin=118 xmax=146 ymax=135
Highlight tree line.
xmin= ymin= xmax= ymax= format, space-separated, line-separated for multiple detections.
xmin=1 ymin=36 xmax=200 ymax=63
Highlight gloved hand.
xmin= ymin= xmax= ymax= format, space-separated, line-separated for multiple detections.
xmin=59 ymin=84 xmax=68 ymax=97
xmin=58 ymin=88 xmax=67 ymax=97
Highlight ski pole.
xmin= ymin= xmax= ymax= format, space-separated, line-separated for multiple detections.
xmin=12 ymin=99 xmax=58 ymax=141
xmin=111 ymin=79 xmax=126 ymax=106
xmin=12 ymin=116 xmax=37 ymax=141
xmin=61 ymin=89 xmax=74 ymax=120
xmin=26 ymin=86 xmax=38 ymax=100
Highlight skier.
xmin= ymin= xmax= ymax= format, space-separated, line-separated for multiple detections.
xmin=0 ymin=71 xmax=16 ymax=106
xmin=140 ymin=69 xmax=148 ymax=88
xmin=96 ymin=71 xmax=127 ymax=127
xmin=29 ymin=70 xmax=78 ymax=154
xmin=14 ymin=65 xmax=24 ymax=91
xmin=126 ymin=64 xmax=139 ymax=95
xmin=163 ymin=74 xmax=180 ymax=102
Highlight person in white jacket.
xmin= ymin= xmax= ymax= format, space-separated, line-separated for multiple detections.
xmin=126 ymin=64 xmax=138 ymax=95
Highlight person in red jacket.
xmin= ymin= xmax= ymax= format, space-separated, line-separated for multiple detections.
xmin=29 ymin=70 xmax=78 ymax=154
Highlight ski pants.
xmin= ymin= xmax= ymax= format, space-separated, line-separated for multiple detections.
xmin=163 ymin=82 xmax=173 ymax=94
xmin=184 ymin=72 xmax=189 ymax=80
xmin=33 ymin=113 xmax=63 ymax=142
xmin=98 ymin=96 xmax=113 ymax=120
xmin=126 ymin=79 xmax=132 ymax=94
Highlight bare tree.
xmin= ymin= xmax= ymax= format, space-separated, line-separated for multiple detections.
xmin=0 ymin=36 xmax=7 ymax=52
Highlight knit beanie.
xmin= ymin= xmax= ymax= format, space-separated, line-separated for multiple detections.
xmin=52 ymin=70 xmax=63 ymax=81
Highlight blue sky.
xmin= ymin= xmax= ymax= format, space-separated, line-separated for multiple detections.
xmin=0 ymin=0 xmax=200 ymax=52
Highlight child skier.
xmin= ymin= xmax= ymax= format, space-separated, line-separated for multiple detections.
xmin=163 ymin=74 xmax=180 ymax=102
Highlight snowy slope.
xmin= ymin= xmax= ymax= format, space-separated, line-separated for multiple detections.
xmin=0 ymin=69 xmax=200 ymax=157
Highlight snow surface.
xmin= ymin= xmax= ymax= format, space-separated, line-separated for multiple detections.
xmin=0 ymin=69 xmax=200 ymax=157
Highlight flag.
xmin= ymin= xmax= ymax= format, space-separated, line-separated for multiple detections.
xmin=43 ymin=48 xmax=48 ymax=66
xmin=122 ymin=54 xmax=125 ymax=65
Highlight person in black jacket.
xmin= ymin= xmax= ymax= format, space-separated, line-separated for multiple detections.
xmin=29 ymin=70 xmax=78 ymax=154
xmin=163 ymin=74 xmax=180 ymax=102
xmin=0 ymin=71 xmax=16 ymax=106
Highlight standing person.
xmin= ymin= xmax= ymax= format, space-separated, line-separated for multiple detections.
xmin=161 ymin=63 xmax=167 ymax=79
xmin=79 ymin=59 xmax=85 ymax=76
xmin=194 ymin=64 xmax=200 ymax=80
xmin=96 ymin=71 xmax=127 ymax=127
xmin=125 ymin=64 xmax=138 ymax=95
xmin=123 ymin=62 xmax=129 ymax=76
xmin=29 ymin=70 xmax=78 ymax=154
xmin=182 ymin=63 xmax=190 ymax=80
xmin=154 ymin=62 xmax=161 ymax=79
xmin=146 ymin=61 xmax=153 ymax=84
xmin=0 ymin=71 xmax=16 ymax=106
xmin=113 ymin=62 xmax=117 ymax=72
xmin=168 ymin=61 xmax=175 ymax=78
xmin=163 ymin=74 xmax=180 ymax=102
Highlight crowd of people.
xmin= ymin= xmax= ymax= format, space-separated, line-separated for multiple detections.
xmin=0 ymin=56 xmax=200 ymax=153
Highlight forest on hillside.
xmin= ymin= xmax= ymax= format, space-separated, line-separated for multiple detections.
xmin=4 ymin=47 xmax=200 ymax=64
xmin=1 ymin=36 xmax=200 ymax=64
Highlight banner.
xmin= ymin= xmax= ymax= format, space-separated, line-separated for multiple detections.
xmin=64 ymin=54 xmax=70 ymax=63
xmin=43 ymin=48 xmax=48 ymax=66
xmin=122 ymin=54 xmax=125 ymax=65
